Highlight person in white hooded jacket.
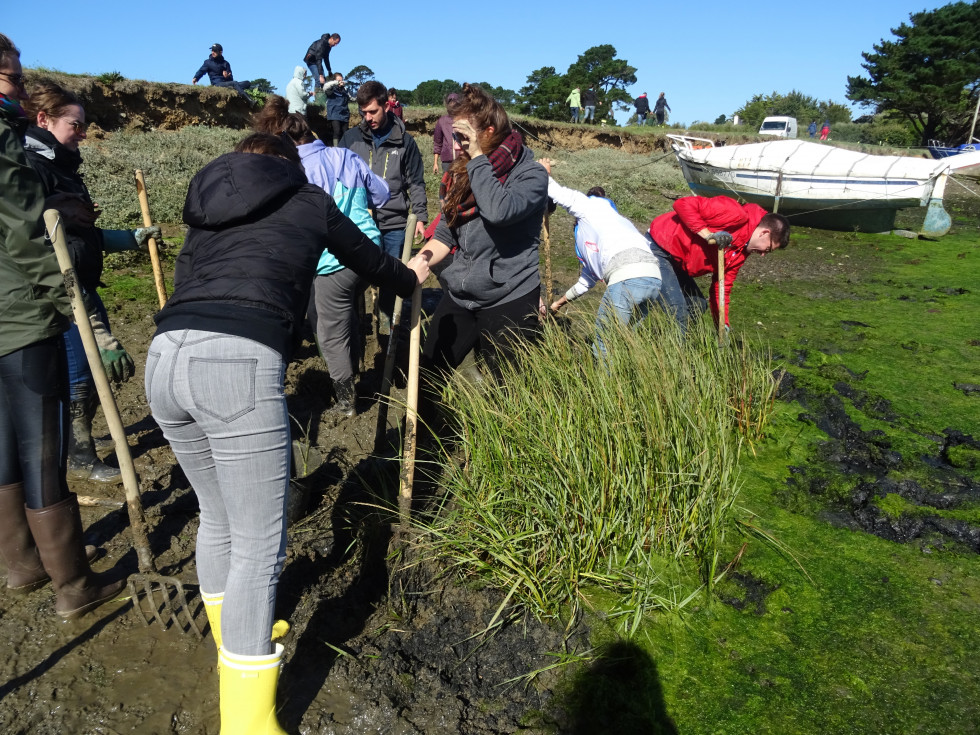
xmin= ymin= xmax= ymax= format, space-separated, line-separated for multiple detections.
xmin=285 ymin=65 xmax=311 ymax=114
xmin=542 ymin=158 xmax=662 ymax=354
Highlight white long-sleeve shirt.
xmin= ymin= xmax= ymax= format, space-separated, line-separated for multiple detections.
xmin=547 ymin=178 xmax=660 ymax=301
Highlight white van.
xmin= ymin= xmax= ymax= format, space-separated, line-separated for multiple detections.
xmin=758 ymin=116 xmax=798 ymax=138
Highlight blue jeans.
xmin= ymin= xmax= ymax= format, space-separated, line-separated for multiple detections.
xmin=145 ymin=330 xmax=289 ymax=656
xmin=62 ymin=290 xmax=109 ymax=402
xmin=583 ymin=106 xmax=595 ymax=122
xmin=377 ymin=228 xmax=406 ymax=321
xmin=570 ymin=107 xmax=580 ymax=123
xmin=594 ymin=277 xmax=663 ymax=356
xmin=649 ymin=244 xmax=708 ymax=332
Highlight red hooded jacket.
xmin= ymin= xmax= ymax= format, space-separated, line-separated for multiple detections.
xmin=649 ymin=196 xmax=767 ymax=325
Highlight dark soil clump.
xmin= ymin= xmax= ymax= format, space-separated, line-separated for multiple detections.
xmin=778 ymin=370 xmax=980 ymax=552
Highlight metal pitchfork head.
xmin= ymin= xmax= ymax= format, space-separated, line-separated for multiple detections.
xmin=128 ymin=572 xmax=202 ymax=638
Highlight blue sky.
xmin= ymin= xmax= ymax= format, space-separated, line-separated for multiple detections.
xmin=5 ymin=0 xmax=950 ymax=125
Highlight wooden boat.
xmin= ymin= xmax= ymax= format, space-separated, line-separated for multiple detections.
xmin=667 ymin=135 xmax=980 ymax=236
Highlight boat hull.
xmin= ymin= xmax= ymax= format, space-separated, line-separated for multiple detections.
xmin=675 ymin=148 xmax=944 ymax=233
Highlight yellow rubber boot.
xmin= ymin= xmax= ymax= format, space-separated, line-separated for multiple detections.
xmin=202 ymin=590 xmax=223 ymax=650
xmin=203 ymin=590 xmax=290 ymax=657
xmin=218 ymin=643 xmax=288 ymax=734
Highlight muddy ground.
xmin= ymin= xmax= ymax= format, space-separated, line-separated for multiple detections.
xmin=4 ymin=74 xmax=978 ymax=734
xmin=0 ymin=283 xmax=597 ymax=734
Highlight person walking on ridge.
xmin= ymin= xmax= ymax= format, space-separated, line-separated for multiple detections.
xmin=566 ymin=87 xmax=581 ymax=123
xmin=304 ymin=33 xmax=341 ymax=89
xmin=654 ymin=92 xmax=670 ymax=126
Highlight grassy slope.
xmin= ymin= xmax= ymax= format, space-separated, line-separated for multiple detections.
xmin=627 ymin=226 xmax=980 ymax=734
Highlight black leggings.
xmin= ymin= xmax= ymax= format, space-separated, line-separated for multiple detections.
xmin=329 ymin=119 xmax=347 ymax=143
xmin=421 ymin=287 xmax=541 ymax=383
xmin=0 ymin=336 xmax=70 ymax=508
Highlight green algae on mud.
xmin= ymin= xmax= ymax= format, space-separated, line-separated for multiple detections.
xmin=622 ymin=210 xmax=980 ymax=734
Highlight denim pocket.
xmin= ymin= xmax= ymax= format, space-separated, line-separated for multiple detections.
xmin=188 ymin=357 xmax=257 ymax=422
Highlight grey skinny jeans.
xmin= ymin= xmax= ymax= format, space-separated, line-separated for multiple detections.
xmin=308 ymin=268 xmax=364 ymax=382
xmin=145 ymin=329 xmax=288 ymax=656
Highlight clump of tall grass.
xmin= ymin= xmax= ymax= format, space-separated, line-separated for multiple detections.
xmin=417 ymin=312 xmax=779 ymax=634
xmin=79 ymin=126 xmax=246 ymax=228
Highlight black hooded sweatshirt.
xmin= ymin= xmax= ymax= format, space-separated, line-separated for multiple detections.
xmin=155 ymin=151 xmax=415 ymax=359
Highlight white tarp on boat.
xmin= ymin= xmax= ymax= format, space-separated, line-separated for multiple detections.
xmin=682 ymin=140 xmax=952 ymax=181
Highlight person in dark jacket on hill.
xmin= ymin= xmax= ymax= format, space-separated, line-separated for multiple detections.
xmin=24 ymin=80 xmax=162 ymax=483
xmin=0 ymin=32 xmax=125 ymax=621
xmin=654 ymin=92 xmax=671 ymax=125
xmin=325 ymin=72 xmax=350 ymax=146
xmin=634 ymin=92 xmax=650 ymax=124
xmin=340 ymin=80 xmax=427 ymax=335
xmin=145 ymin=132 xmax=428 ymax=734
xmin=648 ymin=195 xmax=790 ymax=330
xmin=581 ymin=85 xmax=598 ymax=123
xmin=191 ymin=43 xmax=250 ymax=99
xmin=304 ymin=33 xmax=341 ymax=88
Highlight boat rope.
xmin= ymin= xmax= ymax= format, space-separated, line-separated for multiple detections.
xmin=947 ymin=174 xmax=980 ymax=199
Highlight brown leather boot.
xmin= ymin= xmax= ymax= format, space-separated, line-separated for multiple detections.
xmin=0 ymin=482 xmax=48 ymax=592
xmin=25 ymin=493 xmax=125 ymax=619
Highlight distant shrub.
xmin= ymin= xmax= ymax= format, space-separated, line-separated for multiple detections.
xmin=79 ymin=127 xmax=247 ymax=228
xmin=96 ymin=71 xmax=124 ymax=85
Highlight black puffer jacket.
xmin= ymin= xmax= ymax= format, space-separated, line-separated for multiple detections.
xmin=155 ymin=151 xmax=416 ymax=358
xmin=23 ymin=126 xmax=105 ymax=292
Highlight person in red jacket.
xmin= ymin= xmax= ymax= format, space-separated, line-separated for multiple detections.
xmin=648 ymin=195 xmax=790 ymax=330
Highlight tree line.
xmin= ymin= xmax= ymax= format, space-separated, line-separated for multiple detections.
xmin=333 ymin=3 xmax=980 ymax=146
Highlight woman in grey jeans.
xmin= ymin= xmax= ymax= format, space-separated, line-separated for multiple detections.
xmin=144 ymin=133 xmax=427 ymax=733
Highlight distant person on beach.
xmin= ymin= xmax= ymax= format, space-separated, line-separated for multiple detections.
xmin=654 ymin=92 xmax=670 ymax=126
xmin=820 ymin=120 xmax=830 ymax=140
xmin=541 ymin=159 xmax=662 ymax=355
xmin=647 ymin=195 xmax=790 ymax=331
xmin=581 ymin=85 xmax=598 ymax=123
xmin=304 ymin=33 xmax=341 ymax=88
xmin=808 ymin=120 xmax=818 ymax=138
xmin=191 ymin=43 xmax=250 ymax=99
xmin=634 ymin=93 xmax=650 ymax=124
xmin=566 ymin=87 xmax=581 ymax=123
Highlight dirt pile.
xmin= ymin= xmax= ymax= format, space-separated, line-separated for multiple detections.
xmin=24 ymin=71 xmax=759 ymax=155
xmin=25 ymin=71 xmax=256 ymax=131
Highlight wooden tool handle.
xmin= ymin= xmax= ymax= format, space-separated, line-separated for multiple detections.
xmin=44 ymin=210 xmax=155 ymax=571
xmin=398 ymin=283 xmax=423 ymax=526
xmin=134 ymin=170 xmax=168 ymax=309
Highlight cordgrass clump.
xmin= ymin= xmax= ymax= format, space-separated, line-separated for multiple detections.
xmin=419 ymin=313 xmax=780 ymax=634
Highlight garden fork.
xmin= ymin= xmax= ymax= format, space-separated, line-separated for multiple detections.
xmin=44 ymin=210 xmax=201 ymax=638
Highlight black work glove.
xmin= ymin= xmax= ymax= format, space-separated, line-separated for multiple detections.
xmin=710 ymin=231 xmax=733 ymax=249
